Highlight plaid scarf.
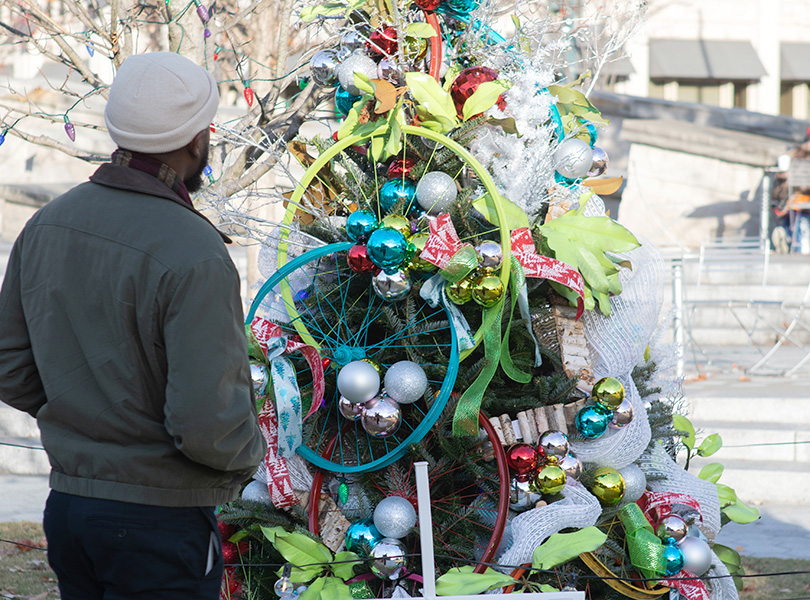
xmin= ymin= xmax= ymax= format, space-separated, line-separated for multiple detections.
xmin=111 ymin=149 xmax=193 ymax=207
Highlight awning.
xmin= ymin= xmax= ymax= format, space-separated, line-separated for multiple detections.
xmin=601 ymin=55 xmax=635 ymax=77
xmin=649 ymin=39 xmax=767 ymax=80
xmin=782 ymin=43 xmax=810 ymax=81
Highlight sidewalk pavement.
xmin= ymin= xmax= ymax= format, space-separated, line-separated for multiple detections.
xmin=1 ymin=473 xmax=809 ymax=560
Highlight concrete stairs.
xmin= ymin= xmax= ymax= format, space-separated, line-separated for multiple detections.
xmin=684 ymin=374 xmax=810 ymax=505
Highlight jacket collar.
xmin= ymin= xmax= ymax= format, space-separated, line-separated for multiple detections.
xmin=89 ymin=162 xmax=232 ymax=244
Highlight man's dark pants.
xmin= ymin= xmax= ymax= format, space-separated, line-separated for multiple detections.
xmin=43 ymin=490 xmax=223 ymax=600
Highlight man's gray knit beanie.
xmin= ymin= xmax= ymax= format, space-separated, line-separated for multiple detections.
xmin=105 ymin=52 xmax=219 ymax=154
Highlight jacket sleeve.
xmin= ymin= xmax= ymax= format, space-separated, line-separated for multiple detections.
xmin=162 ymin=256 xmax=266 ymax=478
xmin=0 ymin=234 xmax=47 ymax=417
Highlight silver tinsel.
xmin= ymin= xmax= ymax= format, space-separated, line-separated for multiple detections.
xmin=373 ymin=496 xmax=417 ymax=538
xmin=383 ymin=361 xmax=428 ymax=404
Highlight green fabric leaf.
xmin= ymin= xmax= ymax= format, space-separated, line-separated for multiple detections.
xmin=300 ymin=4 xmax=350 ymax=21
xmin=697 ymin=462 xmax=724 ymax=483
xmin=531 ymin=527 xmax=608 ymax=570
xmin=486 ymin=116 xmax=521 ymax=136
xmin=331 ymin=551 xmax=361 ymax=581
xmin=672 ymin=414 xmax=695 ymax=451
xmin=461 ymin=80 xmax=511 ymax=121
xmin=472 ymin=193 xmax=529 ymax=229
xmin=712 ymin=543 xmax=742 ymax=569
xmin=318 ymin=577 xmax=353 ymax=600
xmin=723 ymin=500 xmax=760 ymax=524
xmin=443 ymin=64 xmax=462 ymax=92
xmin=298 ymin=576 xmax=327 ymax=600
xmin=697 ymin=433 xmax=723 ymax=457
xmin=336 ymin=97 xmax=370 ymax=140
xmin=353 ymin=72 xmax=376 ymax=95
xmin=407 ymin=22 xmax=438 ymax=38
xmin=405 ymin=72 xmax=458 ymax=126
xmin=511 ymin=14 xmax=520 ymax=30
xmin=548 ymin=84 xmax=609 ymax=125
xmin=261 ymin=526 xmax=332 ymax=577
xmin=541 ymin=212 xmax=640 ymax=254
xmin=576 ymin=246 xmax=610 ymax=294
xmin=593 ymin=289 xmax=612 ymax=316
xmin=539 ymin=584 xmax=560 ymax=592
xmin=435 ymin=566 xmax=517 ymax=596
xmin=715 ymin=483 xmax=738 ymax=507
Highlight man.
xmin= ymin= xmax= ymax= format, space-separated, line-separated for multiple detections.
xmin=0 ymin=52 xmax=265 ymax=599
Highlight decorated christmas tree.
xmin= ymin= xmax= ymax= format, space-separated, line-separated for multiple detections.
xmin=212 ymin=1 xmax=759 ymax=599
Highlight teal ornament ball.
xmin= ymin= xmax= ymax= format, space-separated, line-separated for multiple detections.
xmin=366 ymin=227 xmax=409 ymax=274
xmin=335 ymin=86 xmax=361 ymax=115
xmin=575 ymin=403 xmax=613 ymax=439
xmin=346 ymin=209 xmax=379 ymax=242
xmin=662 ymin=538 xmax=685 ymax=577
xmin=346 ymin=519 xmax=383 ymax=557
xmin=379 ymin=179 xmax=417 ymax=213
xmin=445 ymin=0 xmax=480 ymax=14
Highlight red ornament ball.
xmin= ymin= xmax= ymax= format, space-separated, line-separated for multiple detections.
xmin=415 ymin=0 xmax=443 ymax=9
xmin=367 ymin=26 xmax=398 ymax=58
xmin=348 ymin=244 xmax=380 ymax=273
xmin=506 ymin=443 xmax=539 ymax=475
xmin=387 ymin=157 xmax=417 ymax=179
xmin=222 ymin=540 xmax=239 ymax=564
xmin=218 ymin=521 xmax=236 ymax=540
xmin=220 ymin=566 xmax=243 ymax=599
xmin=449 ymin=66 xmax=505 ymax=118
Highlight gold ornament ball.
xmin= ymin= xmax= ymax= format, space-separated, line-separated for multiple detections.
xmin=531 ymin=464 xmax=567 ymax=496
xmin=588 ymin=466 xmax=626 ymax=506
xmin=381 ymin=214 xmax=412 ymax=239
xmin=361 ymin=358 xmax=383 ymax=375
xmin=592 ymin=377 xmax=625 ymax=409
xmin=472 ymin=274 xmax=504 ymax=307
xmin=446 ymin=277 xmax=474 ymax=305
xmin=407 ymin=232 xmax=437 ymax=273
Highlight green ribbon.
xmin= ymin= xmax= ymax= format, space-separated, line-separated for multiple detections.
xmin=619 ymin=503 xmax=666 ymax=579
xmin=453 ymin=295 xmax=504 ymax=436
xmin=499 ymin=257 xmax=543 ymax=384
xmin=420 ymin=274 xmax=475 ymax=352
xmin=439 ymin=244 xmax=479 ymax=283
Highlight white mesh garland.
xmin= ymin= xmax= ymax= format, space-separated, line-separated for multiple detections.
xmin=706 ymin=551 xmax=739 ymax=600
xmin=640 ymin=444 xmax=722 ymax=541
xmin=569 ymin=237 xmax=663 ymax=466
xmin=497 ymin=481 xmax=602 ymax=567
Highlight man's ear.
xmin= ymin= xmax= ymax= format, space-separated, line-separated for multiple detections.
xmin=188 ymin=129 xmax=208 ymax=160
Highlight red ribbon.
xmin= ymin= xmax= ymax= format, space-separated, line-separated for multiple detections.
xmin=257 ymin=400 xmax=298 ymax=508
xmin=637 ymin=492 xmax=710 ymax=600
xmin=510 ymin=227 xmax=585 ymax=319
xmin=250 ymin=316 xmax=325 ymax=421
xmin=420 ymin=213 xmax=472 ymax=270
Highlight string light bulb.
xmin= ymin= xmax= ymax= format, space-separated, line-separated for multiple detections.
xmin=274 ymin=564 xmax=294 ymax=598
xmin=63 ymin=116 xmax=75 ymax=142
xmin=203 ymin=164 xmax=214 ymax=184
xmin=243 ymin=84 xmax=254 ymax=107
xmin=0 ymin=127 xmax=7 ymax=147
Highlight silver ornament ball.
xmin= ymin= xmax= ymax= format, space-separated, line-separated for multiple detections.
xmin=369 ymin=537 xmax=408 ymax=580
xmin=416 ymin=171 xmax=458 ymax=215
xmin=559 ymin=453 xmax=583 ymax=480
xmin=242 ymin=480 xmax=272 ymax=506
xmin=587 ymin=146 xmax=609 ymax=177
xmin=384 ymin=360 xmax=428 ymax=404
xmin=618 ymin=463 xmax=646 ymax=503
xmin=250 ymin=363 xmax=270 ymax=396
xmin=337 ymin=360 xmax=381 ymax=404
xmin=509 ymin=477 xmax=542 ymax=512
xmin=340 ymin=30 xmax=367 ymax=53
xmin=610 ymin=397 xmax=634 ymax=428
xmin=679 ymin=536 xmax=713 ymax=576
xmin=378 ymin=58 xmax=404 ymax=84
xmin=476 ymin=241 xmax=503 ymax=271
xmin=337 ymin=53 xmax=378 ymax=96
xmin=372 ymin=269 xmax=412 ymax=302
xmin=373 ymin=496 xmax=417 ymax=539
xmin=309 ymin=49 xmax=340 ymax=87
xmin=338 ymin=395 xmax=365 ymax=420
xmin=656 ymin=515 xmax=689 ymax=543
xmin=538 ymin=430 xmax=570 ymax=459
xmin=553 ymin=138 xmax=593 ymax=179
xmin=361 ymin=396 xmax=402 ymax=437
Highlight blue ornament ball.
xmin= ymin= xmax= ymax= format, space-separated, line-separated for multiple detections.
xmin=336 ymin=86 xmax=361 ymax=116
xmin=575 ymin=404 xmax=613 ymax=439
xmin=366 ymin=227 xmax=409 ymax=274
xmin=662 ymin=538 xmax=685 ymax=576
xmin=379 ymin=179 xmax=417 ymax=213
xmin=346 ymin=209 xmax=379 ymax=243
xmin=346 ymin=519 xmax=383 ymax=557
